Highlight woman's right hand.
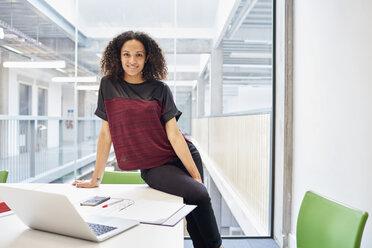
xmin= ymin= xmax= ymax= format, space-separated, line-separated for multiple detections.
xmin=72 ymin=180 xmax=99 ymax=188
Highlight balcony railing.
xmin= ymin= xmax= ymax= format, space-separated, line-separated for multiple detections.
xmin=191 ymin=109 xmax=272 ymax=236
xmin=0 ymin=115 xmax=102 ymax=183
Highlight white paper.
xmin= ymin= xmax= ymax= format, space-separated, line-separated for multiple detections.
xmin=77 ymin=198 xmax=186 ymax=224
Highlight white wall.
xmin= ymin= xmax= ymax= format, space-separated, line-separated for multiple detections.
xmin=290 ymin=0 xmax=372 ymax=247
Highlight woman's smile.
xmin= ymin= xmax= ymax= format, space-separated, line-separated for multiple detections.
xmin=121 ymin=39 xmax=147 ymax=83
xmin=127 ymin=64 xmax=138 ymax=69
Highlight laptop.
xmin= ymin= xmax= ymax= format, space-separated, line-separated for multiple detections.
xmin=0 ymin=185 xmax=139 ymax=242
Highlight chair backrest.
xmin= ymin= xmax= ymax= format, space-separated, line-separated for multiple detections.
xmin=0 ymin=171 xmax=8 ymax=183
xmin=101 ymin=171 xmax=146 ymax=184
xmin=297 ymin=191 xmax=368 ymax=248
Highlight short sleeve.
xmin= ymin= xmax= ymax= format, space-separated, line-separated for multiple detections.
xmin=161 ymin=83 xmax=182 ymax=124
xmin=94 ymin=78 xmax=108 ymax=121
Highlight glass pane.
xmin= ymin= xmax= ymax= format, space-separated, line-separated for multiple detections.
xmin=0 ymin=0 xmax=274 ymax=241
xmin=38 ymin=88 xmax=48 ymax=116
xmin=19 ymin=83 xmax=31 ymax=115
xmin=192 ymin=0 xmax=274 ymax=238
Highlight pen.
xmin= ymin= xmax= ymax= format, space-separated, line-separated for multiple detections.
xmin=102 ymin=199 xmax=124 ymax=208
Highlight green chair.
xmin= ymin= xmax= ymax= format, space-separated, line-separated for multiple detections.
xmin=0 ymin=171 xmax=8 ymax=183
xmin=297 ymin=191 xmax=368 ymax=248
xmin=101 ymin=171 xmax=146 ymax=184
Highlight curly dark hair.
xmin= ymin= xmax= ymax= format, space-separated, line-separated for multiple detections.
xmin=100 ymin=31 xmax=167 ymax=82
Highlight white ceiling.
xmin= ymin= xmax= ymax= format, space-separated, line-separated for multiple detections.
xmin=0 ymin=0 xmax=273 ymax=89
xmin=45 ymin=0 xmax=219 ymax=39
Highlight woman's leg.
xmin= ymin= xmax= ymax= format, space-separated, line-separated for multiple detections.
xmin=141 ymin=144 xmax=222 ymax=248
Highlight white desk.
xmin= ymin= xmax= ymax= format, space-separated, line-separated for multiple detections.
xmin=0 ymin=184 xmax=184 ymax=248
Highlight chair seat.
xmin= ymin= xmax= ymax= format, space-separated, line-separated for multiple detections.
xmin=0 ymin=171 xmax=8 ymax=183
xmin=101 ymin=171 xmax=146 ymax=184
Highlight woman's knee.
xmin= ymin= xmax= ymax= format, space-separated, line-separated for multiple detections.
xmin=185 ymin=186 xmax=211 ymax=205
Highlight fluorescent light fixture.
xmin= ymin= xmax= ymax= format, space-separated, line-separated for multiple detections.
xmin=0 ymin=28 xmax=4 ymax=39
xmin=3 ymin=60 xmax=66 ymax=68
xmin=230 ymin=52 xmax=272 ymax=59
xmin=55 ymin=68 xmax=66 ymax=73
xmin=2 ymin=45 xmax=23 ymax=55
xmin=77 ymin=85 xmax=99 ymax=91
xmin=52 ymin=76 xmax=97 ymax=83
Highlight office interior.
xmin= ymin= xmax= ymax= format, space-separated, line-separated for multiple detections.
xmin=0 ymin=0 xmax=371 ymax=247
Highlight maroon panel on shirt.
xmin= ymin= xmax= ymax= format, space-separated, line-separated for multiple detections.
xmin=105 ymin=97 xmax=176 ymax=170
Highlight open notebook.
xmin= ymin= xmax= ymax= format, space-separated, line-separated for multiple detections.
xmin=77 ymin=198 xmax=196 ymax=226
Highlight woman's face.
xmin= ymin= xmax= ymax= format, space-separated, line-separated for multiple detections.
xmin=121 ymin=39 xmax=147 ymax=81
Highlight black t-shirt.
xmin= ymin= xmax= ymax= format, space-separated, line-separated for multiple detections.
xmin=95 ymin=76 xmax=182 ymax=170
xmin=95 ymin=76 xmax=182 ymax=123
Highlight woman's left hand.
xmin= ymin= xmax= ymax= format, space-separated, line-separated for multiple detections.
xmin=194 ymin=177 xmax=203 ymax=185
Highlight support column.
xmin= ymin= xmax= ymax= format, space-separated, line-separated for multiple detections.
xmin=210 ymin=45 xmax=223 ymax=115
xmin=197 ymin=74 xmax=206 ymax=117
xmin=191 ymin=86 xmax=197 ymax=118
xmin=0 ymin=52 xmax=9 ymax=115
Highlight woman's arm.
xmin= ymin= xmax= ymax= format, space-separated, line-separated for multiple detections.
xmin=72 ymin=120 xmax=112 ymax=188
xmin=165 ymin=117 xmax=203 ymax=184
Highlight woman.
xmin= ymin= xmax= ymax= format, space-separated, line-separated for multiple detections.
xmin=73 ymin=31 xmax=222 ymax=248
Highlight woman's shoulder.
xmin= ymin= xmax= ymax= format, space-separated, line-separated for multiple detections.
xmin=145 ymin=79 xmax=167 ymax=91
xmin=151 ymin=80 xmax=170 ymax=90
xmin=100 ymin=75 xmax=116 ymax=85
xmin=100 ymin=75 xmax=122 ymax=91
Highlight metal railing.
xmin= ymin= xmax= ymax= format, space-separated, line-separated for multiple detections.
xmin=0 ymin=115 xmax=101 ymax=183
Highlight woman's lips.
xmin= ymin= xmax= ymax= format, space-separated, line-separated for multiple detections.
xmin=127 ymin=65 xmax=138 ymax=69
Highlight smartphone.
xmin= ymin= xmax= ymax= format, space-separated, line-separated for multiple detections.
xmin=80 ymin=196 xmax=111 ymax=206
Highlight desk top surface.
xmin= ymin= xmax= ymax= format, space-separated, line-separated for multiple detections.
xmin=0 ymin=184 xmax=184 ymax=248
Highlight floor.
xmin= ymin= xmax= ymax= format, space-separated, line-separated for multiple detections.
xmin=184 ymin=238 xmax=280 ymax=248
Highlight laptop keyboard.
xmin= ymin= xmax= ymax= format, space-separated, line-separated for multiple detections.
xmin=87 ymin=222 xmax=117 ymax=236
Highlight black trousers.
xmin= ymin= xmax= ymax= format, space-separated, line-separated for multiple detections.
xmin=141 ymin=141 xmax=222 ymax=248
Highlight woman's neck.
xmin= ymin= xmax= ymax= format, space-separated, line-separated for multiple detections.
xmin=124 ymin=74 xmax=145 ymax=84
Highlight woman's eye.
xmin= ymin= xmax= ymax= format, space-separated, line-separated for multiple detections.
xmin=123 ymin=53 xmax=129 ymax=57
xmin=137 ymin=54 xmax=143 ymax=57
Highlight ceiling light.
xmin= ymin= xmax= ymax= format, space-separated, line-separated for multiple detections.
xmin=3 ymin=60 xmax=66 ymax=68
xmin=77 ymin=85 xmax=99 ymax=91
xmin=1 ymin=45 xmax=24 ymax=55
xmin=52 ymin=76 xmax=97 ymax=83
xmin=55 ymin=68 xmax=67 ymax=73
xmin=0 ymin=28 xmax=4 ymax=39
